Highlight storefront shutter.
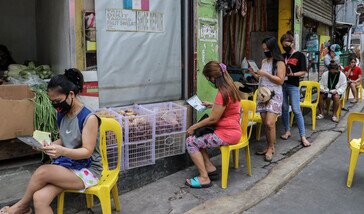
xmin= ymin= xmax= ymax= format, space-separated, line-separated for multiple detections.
xmin=303 ymin=0 xmax=333 ymax=26
xmin=95 ymin=1 xmax=182 ymax=107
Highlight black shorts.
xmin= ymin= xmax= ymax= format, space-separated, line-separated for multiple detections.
xmin=321 ymin=92 xmax=342 ymax=100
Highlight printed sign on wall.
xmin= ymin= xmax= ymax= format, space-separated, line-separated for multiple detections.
xmin=106 ymin=9 xmax=137 ymax=31
xmin=124 ymin=0 xmax=150 ymax=11
xmin=199 ymin=18 xmax=218 ymax=42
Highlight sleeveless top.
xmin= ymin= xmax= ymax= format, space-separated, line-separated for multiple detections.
xmin=256 ymin=60 xmax=283 ymax=115
xmin=57 ymin=106 xmax=103 ymax=179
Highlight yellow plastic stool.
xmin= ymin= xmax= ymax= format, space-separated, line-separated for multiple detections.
xmin=220 ymin=100 xmax=255 ymax=189
xmin=57 ymin=118 xmax=123 ymax=214
xmin=346 ymin=112 xmax=364 ymax=187
xmin=290 ymin=81 xmax=320 ymax=130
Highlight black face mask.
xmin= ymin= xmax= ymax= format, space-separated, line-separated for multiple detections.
xmin=264 ymin=51 xmax=272 ymax=58
xmin=283 ymin=46 xmax=292 ymax=53
xmin=52 ymin=96 xmax=73 ymax=114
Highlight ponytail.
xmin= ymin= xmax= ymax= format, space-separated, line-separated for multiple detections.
xmin=47 ymin=68 xmax=84 ymax=95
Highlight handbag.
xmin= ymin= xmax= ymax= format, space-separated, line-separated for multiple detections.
xmin=256 ymin=64 xmax=276 ymax=103
xmin=193 ymin=114 xmax=215 ymax=137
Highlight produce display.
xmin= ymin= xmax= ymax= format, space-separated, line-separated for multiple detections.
xmin=4 ymin=62 xmax=52 ymax=80
xmin=155 ymin=111 xmax=183 ymax=134
xmin=95 ymin=110 xmax=117 ymax=119
xmin=32 ymin=86 xmax=58 ymax=140
xmin=113 ymin=108 xmax=154 ymax=143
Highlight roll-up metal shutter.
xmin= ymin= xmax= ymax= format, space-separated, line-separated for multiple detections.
xmin=303 ymin=0 xmax=333 ymax=26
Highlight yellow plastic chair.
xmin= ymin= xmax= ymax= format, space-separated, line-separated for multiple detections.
xmin=346 ymin=81 xmax=363 ymax=102
xmin=290 ymin=81 xmax=320 ymax=130
xmin=57 ymin=118 xmax=123 ymax=214
xmin=346 ymin=112 xmax=364 ymax=187
xmin=249 ymin=90 xmax=263 ymax=140
xmin=220 ymin=100 xmax=254 ymax=189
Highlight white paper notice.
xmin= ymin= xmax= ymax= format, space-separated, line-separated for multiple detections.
xmin=186 ymin=95 xmax=206 ymax=112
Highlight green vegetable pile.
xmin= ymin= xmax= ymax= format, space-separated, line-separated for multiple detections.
xmin=4 ymin=62 xmax=52 ymax=80
xmin=31 ymin=85 xmax=58 ymax=141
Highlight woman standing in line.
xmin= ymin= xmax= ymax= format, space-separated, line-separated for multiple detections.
xmin=249 ymin=37 xmax=285 ymax=162
xmin=280 ymin=32 xmax=311 ymax=147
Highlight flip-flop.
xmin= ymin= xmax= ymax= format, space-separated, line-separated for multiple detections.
xmin=264 ymin=153 xmax=273 ymax=162
xmin=208 ymin=171 xmax=219 ymax=181
xmin=255 ymin=150 xmax=267 ymax=155
xmin=316 ymin=114 xmax=324 ymax=120
xmin=0 ymin=206 xmax=10 ymax=214
xmin=301 ymin=141 xmax=311 ymax=147
xmin=185 ymin=176 xmax=212 ymax=189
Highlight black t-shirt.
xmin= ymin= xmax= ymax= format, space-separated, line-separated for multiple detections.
xmin=283 ymin=51 xmax=307 ymax=87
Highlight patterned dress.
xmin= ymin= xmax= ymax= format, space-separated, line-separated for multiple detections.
xmin=256 ymin=60 xmax=283 ymax=115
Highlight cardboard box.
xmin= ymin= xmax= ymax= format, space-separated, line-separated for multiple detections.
xmin=0 ymin=85 xmax=35 ymax=140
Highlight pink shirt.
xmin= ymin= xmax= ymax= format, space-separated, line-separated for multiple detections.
xmin=214 ymin=92 xmax=242 ymax=144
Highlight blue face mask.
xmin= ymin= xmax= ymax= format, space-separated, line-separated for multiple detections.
xmin=208 ymin=80 xmax=217 ymax=89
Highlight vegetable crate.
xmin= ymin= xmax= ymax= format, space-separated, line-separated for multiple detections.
xmin=111 ymin=105 xmax=156 ymax=169
xmin=124 ymin=140 xmax=155 ymax=169
xmin=155 ymin=132 xmax=186 ymax=159
xmin=140 ymin=102 xmax=187 ymax=159
xmin=95 ymin=109 xmax=125 ymax=171
xmin=106 ymin=131 xmax=125 ymax=171
xmin=140 ymin=102 xmax=187 ymax=135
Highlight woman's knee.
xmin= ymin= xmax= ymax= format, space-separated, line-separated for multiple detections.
xmin=264 ymin=119 xmax=276 ymax=129
xmin=32 ymin=165 xmax=51 ymax=182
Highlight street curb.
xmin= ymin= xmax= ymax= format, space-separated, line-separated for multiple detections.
xmin=186 ymin=102 xmax=364 ymax=214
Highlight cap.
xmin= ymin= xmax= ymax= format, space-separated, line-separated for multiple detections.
xmin=330 ymin=44 xmax=342 ymax=56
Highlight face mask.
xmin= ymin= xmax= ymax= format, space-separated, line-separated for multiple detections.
xmin=264 ymin=51 xmax=272 ymax=58
xmin=52 ymin=96 xmax=73 ymax=113
xmin=283 ymin=46 xmax=292 ymax=53
xmin=208 ymin=80 xmax=217 ymax=89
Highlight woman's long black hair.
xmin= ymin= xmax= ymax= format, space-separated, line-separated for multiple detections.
xmin=262 ymin=37 xmax=284 ymax=74
xmin=47 ymin=68 xmax=84 ymax=95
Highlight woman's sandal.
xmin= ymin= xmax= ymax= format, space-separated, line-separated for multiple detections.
xmin=208 ymin=171 xmax=219 ymax=181
xmin=185 ymin=176 xmax=212 ymax=189
xmin=264 ymin=153 xmax=273 ymax=162
xmin=316 ymin=114 xmax=324 ymax=120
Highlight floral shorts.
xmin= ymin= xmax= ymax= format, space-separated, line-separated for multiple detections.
xmin=71 ymin=168 xmax=99 ymax=192
xmin=186 ymin=133 xmax=228 ymax=154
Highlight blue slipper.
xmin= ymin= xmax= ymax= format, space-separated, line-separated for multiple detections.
xmin=185 ymin=176 xmax=212 ymax=188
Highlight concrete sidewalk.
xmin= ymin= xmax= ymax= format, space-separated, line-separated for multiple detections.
xmin=69 ymin=100 xmax=364 ymax=214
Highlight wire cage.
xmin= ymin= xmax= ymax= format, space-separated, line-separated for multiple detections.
xmin=155 ymin=132 xmax=186 ymax=159
xmin=124 ymin=140 xmax=155 ymax=169
xmin=140 ymin=102 xmax=187 ymax=135
xmin=111 ymin=105 xmax=156 ymax=144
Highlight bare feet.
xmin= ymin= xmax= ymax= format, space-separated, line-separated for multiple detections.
xmin=205 ymin=163 xmax=217 ymax=174
xmin=0 ymin=202 xmax=30 ymax=214
xmin=280 ymin=131 xmax=291 ymax=140
xmin=264 ymin=147 xmax=274 ymax=162
xmin=301 ymin=137 xmax=311 ymax=147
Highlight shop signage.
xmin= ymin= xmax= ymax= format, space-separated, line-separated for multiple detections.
xmin=106 ymin=8 xmax=163 ymax=32
xmin=199 ymin=18 xmax=218 ymax=42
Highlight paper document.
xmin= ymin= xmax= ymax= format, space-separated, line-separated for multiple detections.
xmin=248 ymin=60 xmax=259 ymax=73
xmin=17 ymin=130 xmax=51 ymax=149
xmin=186 ymin=95 xmax=206 ymax=112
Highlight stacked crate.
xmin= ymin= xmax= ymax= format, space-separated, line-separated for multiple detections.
xmin=141 ymin=102 xmax=187 ymax=159
xmin=95 ymin=109 xmax=124 ymax=171
xmin=111 ymin=105 xmax=156 ymax=169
